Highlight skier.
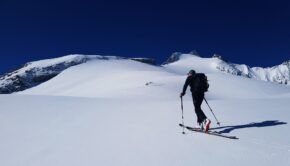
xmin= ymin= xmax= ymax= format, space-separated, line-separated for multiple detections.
xmin=180 ymin=69 xmax=211 ymax=132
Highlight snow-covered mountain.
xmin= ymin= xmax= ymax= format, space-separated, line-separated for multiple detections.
xmin=162 ymin=52 xmax=290 ymax=85
xmin=213 ymin=55 xmax=290 ymax=85
xmin=162 ymin=50 xmax=200 ymax=65
xmin=0 ymin=55 xmax=96 ymax=94
xmin=1 ymin=52 xmax=289 ymax=94
xmin=16 ymin=53 xmax=289 ymax=99
xmin=1 ymin=53 xmax=290 ymax=166
xmin=0 ymin=55 xmax=155 ymax=94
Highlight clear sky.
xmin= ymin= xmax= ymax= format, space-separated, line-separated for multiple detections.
xmin=0 ymin=0 xmax=290 ymax=74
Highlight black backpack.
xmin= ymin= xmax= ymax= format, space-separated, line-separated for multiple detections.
xmin=192 ymin=73 xmax=209 ymax=92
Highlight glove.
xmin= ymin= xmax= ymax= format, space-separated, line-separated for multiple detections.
xmin=180 ymin=92 xmax=185 ymax=97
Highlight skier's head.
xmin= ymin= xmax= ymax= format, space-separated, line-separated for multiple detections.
xmin=187 ymin=69 xmax=196 ymax=76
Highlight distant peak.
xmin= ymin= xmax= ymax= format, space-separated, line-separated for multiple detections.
xmin=189 ymin=50 xmax=200 ymax=56
xmin=130 ymin=58 xmax=156 ymax=65
xmin=282 ymin=60 xmax=290 ymax=66
xmin=162 ymin=52 xmax=182 ymax=65
xmin=212 ymin=54 xmax=227 ymax=62
xmin=162 ymin=50 xmax=200 ymax=65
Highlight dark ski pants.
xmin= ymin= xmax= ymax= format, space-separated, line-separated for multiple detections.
xmin=192 ymin=92 xmax=207 ymax=124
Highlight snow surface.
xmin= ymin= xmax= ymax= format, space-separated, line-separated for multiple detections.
xmin=1 ymin=54 xmax=290 ymax=166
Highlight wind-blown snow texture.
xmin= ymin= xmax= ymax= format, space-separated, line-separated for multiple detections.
xmin=0 ymin=54 xmax=290 ymax=166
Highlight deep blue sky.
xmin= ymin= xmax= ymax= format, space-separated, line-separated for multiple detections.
xmin=0 ymin=0 xmax=290 ymax=74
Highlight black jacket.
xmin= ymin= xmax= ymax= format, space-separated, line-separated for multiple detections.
xmin=182 ymin=75 xmax=195 ymax=94
xmin=182 ymin=74 xmax=205 ymax=94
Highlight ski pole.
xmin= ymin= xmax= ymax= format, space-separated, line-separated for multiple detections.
xmin=204 ymin=97 xmax=221 ymax=126
xmin=180 ymin=96 xmax=185 ymax=134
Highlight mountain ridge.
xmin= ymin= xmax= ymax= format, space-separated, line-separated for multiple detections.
xmin=0 ymin=52 xmax=289 ymax=94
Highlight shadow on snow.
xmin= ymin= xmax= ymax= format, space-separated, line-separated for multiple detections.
xmin=210 ymin=120 xmax=287 ymax=134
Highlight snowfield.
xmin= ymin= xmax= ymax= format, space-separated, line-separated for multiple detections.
xmin=0 ymin=54 xmax=290 ymax=166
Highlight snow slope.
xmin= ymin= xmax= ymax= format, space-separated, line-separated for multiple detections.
xmin=0 ymin=55 xmax=98 ymax=93
xmin=1 ymin=54 xmax=290 ymax=166
xmin=21 ymin=54 xmax=290 ymax=99
xmin=0 ymin=55 xmax=154 ymax=94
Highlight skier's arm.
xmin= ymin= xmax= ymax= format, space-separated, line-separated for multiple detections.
xmin=180 ymin=76 xmax=190 ymax=96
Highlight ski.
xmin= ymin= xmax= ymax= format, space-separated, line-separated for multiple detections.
xmin=179 ymin=124 xmax=238 ymax=139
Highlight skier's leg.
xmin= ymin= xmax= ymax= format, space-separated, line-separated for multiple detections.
xmin=192 ymin=93 xmax=207 ymax=124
